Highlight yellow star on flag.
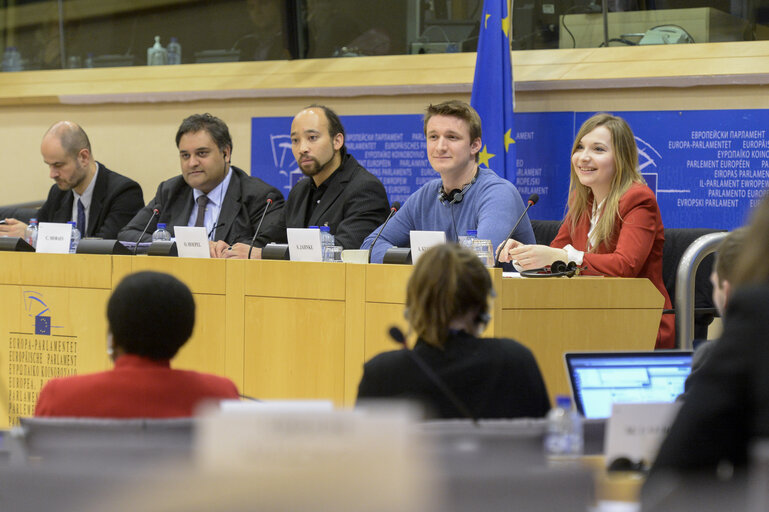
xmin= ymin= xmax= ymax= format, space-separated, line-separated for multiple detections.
xmin=501 ymin=13 xmax=510 ymax=38
xmin=484 ymin=13 xmax=491 ymax=29
xmin=478 ymin=145 xmax=495 ymax=168
xmin=504 ymin=129 xmax=516 ymax=152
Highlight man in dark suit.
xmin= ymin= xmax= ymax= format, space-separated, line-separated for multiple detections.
xmin=0 ymin=121 xmax=144 ymax=239
xmin=119 ymin=113 xmax=285 ymax=257
xmin=225 ymin=104 xmax=389 ymax=259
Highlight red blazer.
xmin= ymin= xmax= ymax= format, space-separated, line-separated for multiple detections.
xmin=34 ymin=354 xmax=240 ymax=418
xmin=550 ymin=183 xmax=675 ymax=349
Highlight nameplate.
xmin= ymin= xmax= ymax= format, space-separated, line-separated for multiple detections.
xmin=287 ymin=228 xmax=322 ymax=262
xmin=195 ymin=402 xmax=436 ymax=510
xmin=605 ymin=402 xmax=682 ymax=468
xmin=409 ymin=230 xmax=446 ymax=263
xmin=36 ymin=222 xmax=72 ymax=254
xmin=173 ymin=226 xmax=210 ymax=258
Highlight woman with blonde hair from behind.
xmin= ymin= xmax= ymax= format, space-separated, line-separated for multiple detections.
xmin=357 ymin=243 xmax=550 ymax=419
xmin=498 ymin=113 xmax=674 ymax=348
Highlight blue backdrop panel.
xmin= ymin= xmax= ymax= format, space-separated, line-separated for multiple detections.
xmin=252 ymin=110 xmax=769 ymax=231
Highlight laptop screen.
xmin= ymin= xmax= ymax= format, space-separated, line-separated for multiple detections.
xmin=565 ymin=351 xmax=693 ymax=419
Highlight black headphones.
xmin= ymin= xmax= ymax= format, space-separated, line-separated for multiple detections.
xmin=520 ymin=260 xmax=581 ymax=278
xmin=438 ymin=172 xmax=478 ymax=205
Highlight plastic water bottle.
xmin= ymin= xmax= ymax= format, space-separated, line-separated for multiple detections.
xmin=461 ymin=229 xmax=477 ymax=249
xmin=68 ymin=221 xmax=81 ymax=253
xmin=167 ymin=37 xmax=182 ymax=65
xmin=24 ymin=218 xmax=38 ymax=248
xmin=147 ymin=36 xmax=168 ymax=66
xmin=152 ymin=222 xmax=171 ymax=242
xmin=544 ymin=395 xmax=583 ymax=459
xmin=2 ymin=46 xmax=22 ymax=72
xmin=319 ymin=226 xmax=335 ymax=248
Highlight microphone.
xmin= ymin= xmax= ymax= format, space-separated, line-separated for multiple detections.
xmin=134 ymin=208 xmax=159 ymax=255
xmin=368 ymin=201 xmax=401 ymax=263
xmin=389 ymin=326 xmax=477 ymax=424
xmin=247 ymin=194 xmax=276 ymax=260
xmin=493 ymin=193 xmax=539 ymax=267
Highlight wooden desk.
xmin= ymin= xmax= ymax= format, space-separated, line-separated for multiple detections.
xmin=0 ymin=254 xmax=663 ymax=427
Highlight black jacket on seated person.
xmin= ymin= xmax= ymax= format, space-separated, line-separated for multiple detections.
xmin=37 ymin=163 xmax=144 ymax=239
xmin=118 ymin=166 xmax=285 ymax=245
xmin=283 ymin=151 xmax=389 ymax=249
xmin=357 ymin=331 xmax=551 ymax=420
xmin=650 ymin=284 xmax=769 ymax=474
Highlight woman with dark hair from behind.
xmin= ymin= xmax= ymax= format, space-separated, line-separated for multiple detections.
xmin=356 ymin=243 xmax=550 ymax=419
xmin=646 ymin=193 xmax=769 ymax=485
xmin=34 ymin=271 xmax=239 ymax=418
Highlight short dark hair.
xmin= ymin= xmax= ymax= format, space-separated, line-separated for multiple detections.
xmin=175 ymin=113 xmax=233 ymax=155
xmin=304 ymin=104 xmax=346 ymax=143
xmin=107 ymin=271 xmax=195 ymax=360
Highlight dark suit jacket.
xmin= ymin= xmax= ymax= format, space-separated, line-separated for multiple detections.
xmin=36 ymin=163 xmax=144 ymax=239
xmin=35 ymin=354 xmax=239 ymax=418
xmin=650 ymin=284 xmax=769 ymax=474
xmin=357 ymin=331 xmax=551 ymax=420
xmin=283 ymin=152 xmax=389 ymax=249
xmin=118 ymin=166 xmax=285 ymax=245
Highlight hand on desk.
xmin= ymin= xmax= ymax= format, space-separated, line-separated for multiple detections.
xmin=497 ymin=238 xmax=568 ymax=270
xmin=222 ymin=242 xmax=261 ymax=259
xmin=210 ymin=240 xmax=230 ymax=258
xmin=0 ymin=218 xmax=28 ymax=238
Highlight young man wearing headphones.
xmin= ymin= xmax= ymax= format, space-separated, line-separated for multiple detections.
xmin=361 ymin=100 xmax=535 ymax=263
xmin=118 ymin=113 xmax=285 ymax=257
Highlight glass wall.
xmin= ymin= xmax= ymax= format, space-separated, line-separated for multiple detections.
xmin=0 ymin=0 xmax=766 ymax=71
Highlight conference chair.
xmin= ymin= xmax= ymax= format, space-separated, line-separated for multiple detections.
xmin=8 ymin=417 xmax=194 ymax=466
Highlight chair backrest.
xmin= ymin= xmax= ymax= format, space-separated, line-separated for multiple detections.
xmin=662 ymin=228 xmax=723 ymax=341
xmin=11 ymin=417 xmax=194 ymax=465
xmin=531 ymin=219 xmax=563 ymax=246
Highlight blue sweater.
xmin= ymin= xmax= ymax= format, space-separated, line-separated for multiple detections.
xmin=361 ymin=168 xmax=535 ymax=263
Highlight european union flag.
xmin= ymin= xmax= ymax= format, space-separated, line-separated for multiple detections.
xmin=471 ymin=0 xmax=516 ymax=182
xmin=35 ymin=315 xmax=51 ymax=335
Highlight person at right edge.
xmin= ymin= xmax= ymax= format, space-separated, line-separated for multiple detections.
xmin=643 ymin=194 xmax=769 ymax=490
xmin=498 ymin=113 xmax=674 ymax=349
xmin=356 ymin=243 xmax=550 ymax=420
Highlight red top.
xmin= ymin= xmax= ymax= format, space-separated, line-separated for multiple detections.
xmin=551 ymin=183 xmax=675 ymax=349
xmin=34 ymin=354 xmax=239 ymax=418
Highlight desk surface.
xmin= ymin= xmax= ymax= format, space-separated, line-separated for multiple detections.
xmin=0 ymin=254 xmax=663 ymax=427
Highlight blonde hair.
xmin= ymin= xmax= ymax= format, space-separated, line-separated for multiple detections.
xmin=406 ymin=244 xmax=492 ymax=347
xmin=732 ymin=196 xmax=769 ymax=288
xmin=567 ymin=113 xmax=645 ymax=251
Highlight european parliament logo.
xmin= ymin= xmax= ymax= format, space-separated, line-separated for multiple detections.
xmin=23 ymin=291 xmax=56 ymax=336
xmin=268 ymin=133 xmax=302 ymax=195
xmin=637 ymin=136 xmax=662 ymax=195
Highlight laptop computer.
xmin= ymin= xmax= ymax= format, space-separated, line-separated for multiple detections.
xmin=565 ymin=351 xmax=693 ymax=419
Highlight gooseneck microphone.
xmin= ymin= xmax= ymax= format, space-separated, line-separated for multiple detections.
xmin=248 ymin=194 xmax=275 ymax=260
xmin=368 ymin=201 xmax=401 ymax=263
xmin=134 ymin=208 xmax=159 ymax=255
xmin=493 ymin=193 xmax=539 ymax=267
xmin=389 ymin=326 xmax=477 ymax=424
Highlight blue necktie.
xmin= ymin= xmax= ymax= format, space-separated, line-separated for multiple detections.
xmin=77 ymin=199 xmax=86 ymax=235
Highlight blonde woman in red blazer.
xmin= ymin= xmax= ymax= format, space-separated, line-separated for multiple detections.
xmin=499 ymin=113 xmax=674 ymax=348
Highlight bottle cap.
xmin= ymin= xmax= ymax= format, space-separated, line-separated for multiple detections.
xmin=555 ymin=395 xmax=571 ymax=409
xmin=319 ymin=226 xmax=330 ymax=232
xmin=157 ymin=223 xmax=167 ymax=229
xmin=466 ymin=229 xmax=477 ymax=236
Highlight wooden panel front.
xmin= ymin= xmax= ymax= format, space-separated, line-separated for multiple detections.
xmin=242 ymin=296 xmax=346 ymax=404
